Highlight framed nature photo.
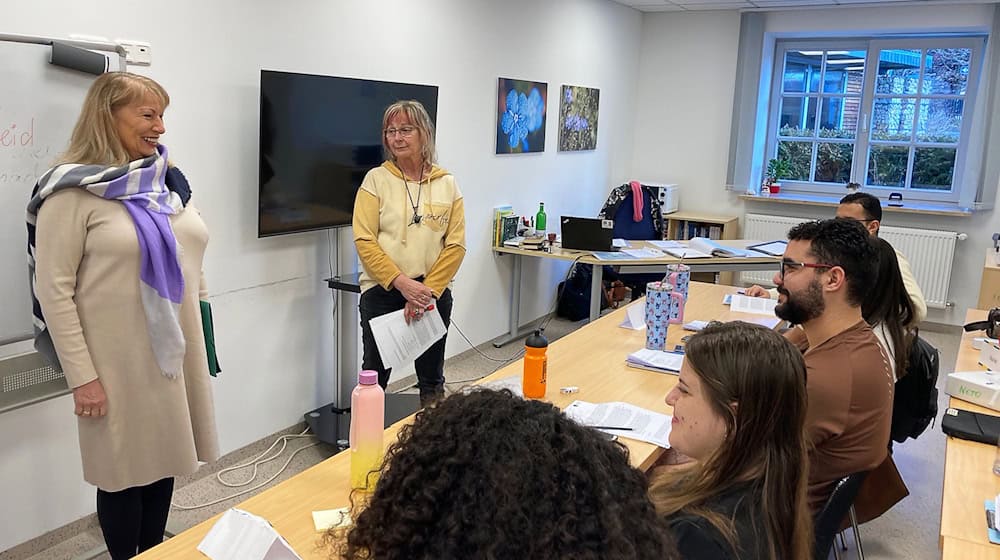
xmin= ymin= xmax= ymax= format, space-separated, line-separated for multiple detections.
xmin=496 ymin=77 xmax=547 ymax=154
xmin=558 ymin=84 xmax=599 ymax=151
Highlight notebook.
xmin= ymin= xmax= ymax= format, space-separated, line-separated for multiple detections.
xmin=560 ymin=216 xmax=617 ymax=252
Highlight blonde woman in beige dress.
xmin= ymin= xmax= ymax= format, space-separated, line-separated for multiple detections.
xmin=28 ymin=72 xmax=218 ymax=559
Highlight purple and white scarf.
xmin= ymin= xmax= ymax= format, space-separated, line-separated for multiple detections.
xmin=27 ymin=145 xmax=186 ymax=378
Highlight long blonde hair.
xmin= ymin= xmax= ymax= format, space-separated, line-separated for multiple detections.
xmin=381 ymin=100 xmax=436 ymax=166
xmin=650 ymin=321 xmax=813 ymax=559
xmin=57 ymin=72 xmax=169 ymax=167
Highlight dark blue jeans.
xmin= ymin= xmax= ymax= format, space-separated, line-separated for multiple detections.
xmin=359 ymin=283 xmax=453 ymax=396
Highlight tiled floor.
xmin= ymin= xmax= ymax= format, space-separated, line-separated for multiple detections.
xmin=8 ymin=313 xmax=961 ymax=560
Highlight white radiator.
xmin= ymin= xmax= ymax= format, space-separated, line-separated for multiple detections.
xmin=742 ymin=213 xmax=959 ymax=309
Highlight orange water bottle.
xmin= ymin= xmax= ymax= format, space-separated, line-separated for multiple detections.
xmin=350 ymin=370 xmax=384 ymax=490
xmin=523 ymin=330 xmax=549 ymax=399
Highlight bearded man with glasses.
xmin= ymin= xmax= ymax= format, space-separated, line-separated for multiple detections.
xmin=774 ymin=219 xmax=893 ymax=512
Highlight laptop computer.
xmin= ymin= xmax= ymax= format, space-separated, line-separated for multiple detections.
xmin=560 ymin=216 xmax=617 ymax=252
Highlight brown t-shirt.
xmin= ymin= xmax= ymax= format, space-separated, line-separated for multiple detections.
xmin=786 ymin=321 xmax=893 ymax=510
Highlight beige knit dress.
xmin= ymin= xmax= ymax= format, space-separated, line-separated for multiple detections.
xmin=34 ymin=188 xmax=219 ymax=492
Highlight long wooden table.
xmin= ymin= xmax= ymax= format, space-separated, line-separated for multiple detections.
xmin=137 ymin=282 xmax=764 ymax=559
xmin=940 ymin=309 xmax=1000 ymax=558
xmin=492 ymin=239 xmax=779 ymax=346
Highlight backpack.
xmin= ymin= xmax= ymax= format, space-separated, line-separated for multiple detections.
xmin=890 ymin=333 xmax=940 ymax=443
xmin=556 ymin=264 xmax=610 ymax=322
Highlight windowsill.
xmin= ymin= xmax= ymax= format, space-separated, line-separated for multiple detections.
xmin=738 ymin=192 xmax=974 ymax=217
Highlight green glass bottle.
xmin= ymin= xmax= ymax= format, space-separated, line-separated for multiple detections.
xmin=535 ymin=202 xmax=547 ymax=234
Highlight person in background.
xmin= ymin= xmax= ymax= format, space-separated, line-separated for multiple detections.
xmin=28 ymin=72 xmax=219 ymax=559
xmin=353 ymin=100 xmax=466 ymax=407
xmin=746 ymin=192 xmax=927 ymax=325
xmin=773 ymin=219 xmax=892 ymax=511
xmin=330 ymin=389 xmax=677 ymax=559
xmin=863 ymin=237 xmax=917 ymax=381
xmin=648 ymin=321 xmax=813 ymax=560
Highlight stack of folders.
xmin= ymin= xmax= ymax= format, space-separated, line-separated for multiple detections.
xmin=626 ymin=348 xmax=684 ymax=374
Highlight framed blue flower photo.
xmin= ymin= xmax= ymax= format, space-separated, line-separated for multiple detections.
xmin=496 ymin=77 xmax=547 ymax=154
xmin=558 ymin=85 xmax=599 ymax=151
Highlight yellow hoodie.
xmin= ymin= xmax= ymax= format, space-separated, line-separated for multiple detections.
xmin=353 ymin=161 xmax=466 ymax=296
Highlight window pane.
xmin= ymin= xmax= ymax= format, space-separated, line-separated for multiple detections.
xmin=923 ymin=48 xmax=971 ymax=95
xmin=917 ymin=99 xmax=963 ymax=143
xmin=876 ymin=49 xmax=922 ymax=94
xmin=816 ymin=143 xmax=853 ymax=184
xmin=823 ymin=50 xmax=866 ymax=94
xmin=779 ymin=96 xmax=817 ymax=137
xmin=867 ymin=145 xmax=909 ymax=187
xmin=777 ymin=141 xmax=813 ymax=181
xmin=872 ymin=98 xmax=915 ymax=141
xmin=819 ymin=97 xmax=859 ymax=139
xmin=784 ymin=51 xmax=822 ymax=93
xmin=912 ymin=147 xmax=956 ymax=190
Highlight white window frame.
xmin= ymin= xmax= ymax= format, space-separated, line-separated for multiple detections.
xmin=764 ymin=36 xmax=986 ymax=204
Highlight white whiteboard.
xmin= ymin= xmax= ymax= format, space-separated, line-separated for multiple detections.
xmin=0 ymin=40 xmax=120 ymax=344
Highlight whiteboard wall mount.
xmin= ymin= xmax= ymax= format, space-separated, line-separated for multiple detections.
xmin=114 ymin=39 xmax=152 ymax=66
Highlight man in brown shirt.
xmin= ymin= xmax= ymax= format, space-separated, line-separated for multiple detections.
xmin=773 ymin=219 xmax=893 ymax=510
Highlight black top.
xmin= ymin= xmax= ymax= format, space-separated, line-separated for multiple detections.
xmin=665 ymin=483 xmax=771 ymax=560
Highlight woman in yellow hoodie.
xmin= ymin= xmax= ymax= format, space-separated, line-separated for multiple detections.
xmin=353 ymin=100 xmax=466 ymax=407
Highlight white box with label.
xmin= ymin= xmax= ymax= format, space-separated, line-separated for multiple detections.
xmin=946 ymin=370 xmax=1000 ymax=411
xmin=979 ymin=341 xmax=1000 ymax=370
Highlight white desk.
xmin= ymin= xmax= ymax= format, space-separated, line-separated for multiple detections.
xmin=491 ymin=239 xmax=779 ymax=346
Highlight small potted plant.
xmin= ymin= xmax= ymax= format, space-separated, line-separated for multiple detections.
xmin=764 ymin=158 xmax=791 ymax=194
xmin=845 ymin=181 xmax=861 ymax=193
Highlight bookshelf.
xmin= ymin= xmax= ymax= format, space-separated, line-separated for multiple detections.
xmin=663 ymin=211 xmax=739 ymax=285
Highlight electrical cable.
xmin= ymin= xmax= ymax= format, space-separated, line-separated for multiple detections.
xmin=170 ymin=428 xmax=321 ymax=510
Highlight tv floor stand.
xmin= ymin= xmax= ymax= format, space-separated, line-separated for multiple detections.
xmin=305 ymin=273 xmax=420 ymax=449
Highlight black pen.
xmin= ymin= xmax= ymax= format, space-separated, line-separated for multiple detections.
xmin=589 ymin=426 xmax=634 ymax=431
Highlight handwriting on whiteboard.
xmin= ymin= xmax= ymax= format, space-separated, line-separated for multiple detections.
xmin=0 ymin=118 xmax=34 ymax=148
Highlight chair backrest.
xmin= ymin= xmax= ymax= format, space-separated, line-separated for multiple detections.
xmin=813 ymin=470 xmax=869 ymax=560
xmin=598 ymin=183 xmax=664 ymax=240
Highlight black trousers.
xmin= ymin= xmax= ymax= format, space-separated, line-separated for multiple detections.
xmin=359 ymin=284 xmax=453 ymax=395
xmin=96 ymin=477 xmax=174 ymax=559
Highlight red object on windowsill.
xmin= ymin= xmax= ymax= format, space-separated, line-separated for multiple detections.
xmin=769 ymin=182 xmax=781 ymax=194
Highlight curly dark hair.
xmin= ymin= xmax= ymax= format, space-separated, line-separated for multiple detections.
xmin=787 ymin=218 xmax=877 ymax=306
xmin=330 ymin=388 xmax=676 ymax=559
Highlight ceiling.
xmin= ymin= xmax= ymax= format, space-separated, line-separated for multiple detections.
xmin=612 ymin=0 xmax=997 ymax=12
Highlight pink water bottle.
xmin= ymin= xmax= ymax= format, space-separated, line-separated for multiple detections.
xmin=350 ymin=370 xmax=384 ymax=490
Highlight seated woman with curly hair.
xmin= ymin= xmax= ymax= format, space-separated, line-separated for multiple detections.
xmin=329 ymin=388 xmax=676 ymax=559
xmin=649 ymin=321 xmax=813 ymax=560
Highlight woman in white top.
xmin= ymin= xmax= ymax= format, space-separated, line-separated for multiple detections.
xmin=862 ymin=237 xmax=916 ymax=380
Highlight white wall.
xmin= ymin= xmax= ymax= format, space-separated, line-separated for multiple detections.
xmin=0 ymin=0 xmax=642 ymax=550
xmin=631 ymin=4 xmax=1000 ymax=326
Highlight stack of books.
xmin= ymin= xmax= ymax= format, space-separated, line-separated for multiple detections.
xmin=519 ymin=236 xmax=545 ymax=250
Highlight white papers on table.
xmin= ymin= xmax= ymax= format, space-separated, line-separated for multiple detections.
xmin=729 ymin=294 xmax=778 ymax=317
xmin=626 ymin=348 xmax=684 ymax=373
xmin=612 ymin=238 xmax=628 ymax=248
xmin=647 ymin=240 xmax=684 ymax=249
xmin=621 ymin=247 xmax=666 ymax=259
xmin=746 ymin=240 xmax=788 ymax=256
xmin=619 ymin=302 xmax=645 ymax=330
xmin=368 ymin=305 xmax=447 ymax=370
xmin=662 ymin=246 xmax=712 ymax=259
xmin=312 ymin=507 xmax=352 ymax=532
xmin=478 ymin=374 xmax=524 ymax=397
xmin=198 ymin=508 xmax=302 ymax=560
xmin=564 ymin=400 xmax=672 ymax=448
xmin=689 ymin=237 xmax=754 ymax=258
xmin=721 ymin=289 xmax=746 ymax=305
xmin=592 ymin=251 xmax=634 ymax=261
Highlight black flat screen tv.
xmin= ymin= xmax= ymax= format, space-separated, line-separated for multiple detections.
xmin=258 ymin=70 xmax=439 ymax=237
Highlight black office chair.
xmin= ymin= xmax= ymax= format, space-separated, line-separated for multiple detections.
xmin=814 ymin=471 xmax=869 ymax=560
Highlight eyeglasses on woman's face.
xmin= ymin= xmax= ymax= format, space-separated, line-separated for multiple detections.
xmin=384 ymin=126 xmax=417 ymax=138
xmin=779 ymin=259 xmax=835 ymax=281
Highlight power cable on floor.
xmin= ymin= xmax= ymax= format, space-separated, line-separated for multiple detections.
xmin=170 ymin=428 xmax=321 ymax=510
